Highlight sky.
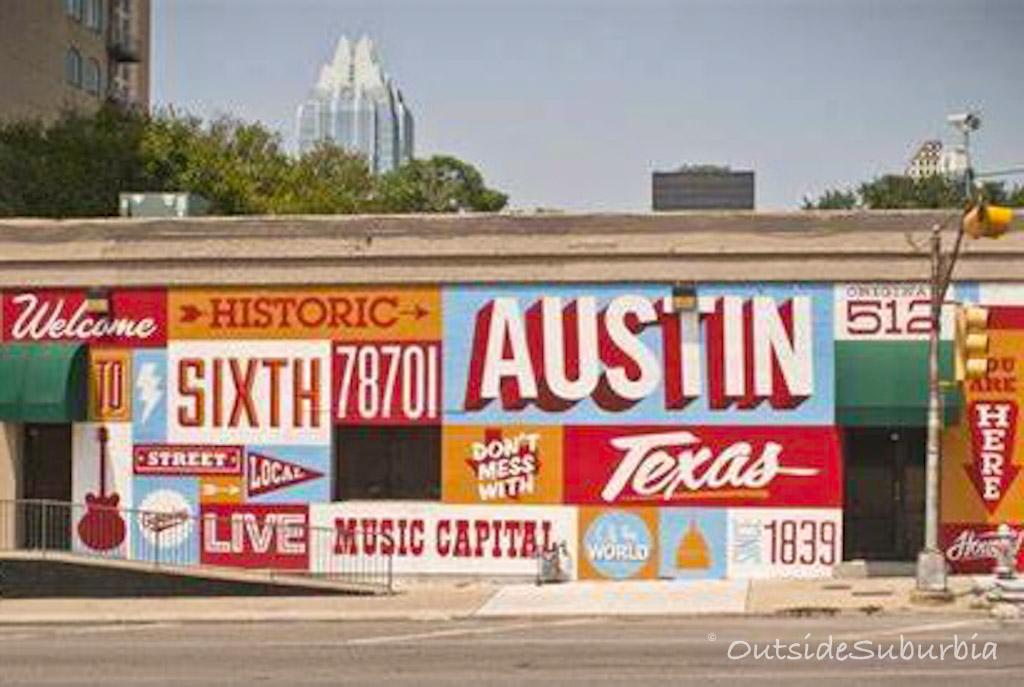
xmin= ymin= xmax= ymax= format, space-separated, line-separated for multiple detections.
xmin=153 ymin=0 xmax=1024 ymax=212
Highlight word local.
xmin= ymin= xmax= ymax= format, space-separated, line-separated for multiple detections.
xmin=468 ymin=431 xmax=540 ymax=500
xmin=176 ymin=357 xmax=322 ymax=428
xmin=332 ymin=517 xmax=554 ymax=559
xmin=464 ymin=294 xmax=814 ymax=412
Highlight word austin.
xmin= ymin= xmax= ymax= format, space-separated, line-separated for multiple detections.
xmin=464 ymin=294 xmax=814 ymax=411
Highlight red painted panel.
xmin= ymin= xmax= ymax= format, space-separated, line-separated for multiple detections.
xmin=989 ymin=306 xmax=1024 ymax=330
xmin=133 ymin=445 xmax=243 ymax=476
xmin=941 ymin=522 xmax=1024 ymax=574
xmin=332 ymin=341 xmax=442 ymax=425
xmin=2 ymin=288 xmax=166 ymax=346
xmin=563 ymin=425 xmax=842 ymax=508
xmin=199 ymin=504 xmax=309 ymax=570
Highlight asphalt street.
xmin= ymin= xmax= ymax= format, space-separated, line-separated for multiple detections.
xmin=0 ymin=612 xmax=1019 ymax=686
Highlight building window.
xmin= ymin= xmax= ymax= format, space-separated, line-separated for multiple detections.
xmin=85 ymin=0 xmax=105 ymax=32
xmin=112 ymin=0 xmax=132 ymax=44
xmin=65 ymin=48 xmax=83 ymax=88
xmin=66 ymin=0 xmax=84 ymax=20
xmin=84 ymin=59 xmax=101 ymax=95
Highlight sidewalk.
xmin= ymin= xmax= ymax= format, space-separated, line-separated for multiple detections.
xmin=0 ymin=580 xmax=498 ymax=625
xmin=0 ymin=576 xmax=996 ymax=625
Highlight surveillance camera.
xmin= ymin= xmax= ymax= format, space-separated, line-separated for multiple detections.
xmin=947 ymin=112 xmax=981 ymax=131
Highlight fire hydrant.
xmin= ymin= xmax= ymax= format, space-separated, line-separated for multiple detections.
xmin=537 ymin=541 xmax=572 ymax=585
xmin=992 ymin=524 xmax=1019 ymax=580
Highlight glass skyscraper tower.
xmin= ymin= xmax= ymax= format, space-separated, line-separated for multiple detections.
xmin=296 ymin=35 xmax=414 ymax=174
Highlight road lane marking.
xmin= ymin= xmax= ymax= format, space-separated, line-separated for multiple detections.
xmin=0 ymin=622 xmax=180 ymax=643
xmin=838 ymin=618 xmax=996 ymax=642
xmin=345 ymin=618 xmax=600 ymax=646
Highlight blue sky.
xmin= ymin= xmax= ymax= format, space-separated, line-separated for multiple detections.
xmin=153 ymin=0 xmax=1024 ymax=211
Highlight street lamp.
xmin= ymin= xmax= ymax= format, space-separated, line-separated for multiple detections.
xmin=916 ymin=110 xmax=982 ymax=595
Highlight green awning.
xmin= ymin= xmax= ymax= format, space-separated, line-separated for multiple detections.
xmin=0 ymin=344 xmax=87 ymax=422
xmin=836 ymin=340 xmax=961 ymax=427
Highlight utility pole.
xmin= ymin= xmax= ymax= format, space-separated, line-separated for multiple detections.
xmin=918 ymin=224 xmax=947 ymax=593
xmin=916 ymin=111 xmax=981 ymax=595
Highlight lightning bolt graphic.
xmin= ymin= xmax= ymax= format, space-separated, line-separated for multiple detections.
xmin=136 ymin=362 xmax=162 ymax=424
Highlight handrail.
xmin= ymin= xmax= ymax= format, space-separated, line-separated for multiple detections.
xmin=0 ymin=498 xmax=393 ymax=594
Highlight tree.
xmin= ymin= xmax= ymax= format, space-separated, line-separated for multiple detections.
xmin=804 ymin=173 xmax=1024 ymax=210
xmin=139 ymin=112 xmax=293 ymax=214
xmin=0 ymin=105 xmax=147 ymax=217
xmin=0 ymin=108 xmax=509 ymax=217
xmin=270 ymin=144 xmax=375 ymax=214
xmin=802 ymin=189 xmax=857 ymax=210
xmin=373 ymin=156 xmax=508 ymax=213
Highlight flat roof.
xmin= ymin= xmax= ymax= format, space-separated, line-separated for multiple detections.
xmin=0 ymin=210 xmax=1019 ymax=287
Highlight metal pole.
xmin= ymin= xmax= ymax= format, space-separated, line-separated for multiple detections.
xmin=918 ymin=223 xmax=948 ymax=593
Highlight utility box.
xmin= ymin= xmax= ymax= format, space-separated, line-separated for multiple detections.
xmin=119 ymin=193 xmax=210 ymax=218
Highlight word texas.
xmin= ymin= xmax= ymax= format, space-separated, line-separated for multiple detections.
xmin=465 ymin=294 xmax=815 ymax=411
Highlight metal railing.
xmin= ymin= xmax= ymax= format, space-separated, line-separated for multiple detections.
xmin=0 ymin=499 xmax=393 ymax=594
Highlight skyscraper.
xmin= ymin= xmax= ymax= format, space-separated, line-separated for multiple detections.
xmin=296 ymin=35 xmax=414 ymax=174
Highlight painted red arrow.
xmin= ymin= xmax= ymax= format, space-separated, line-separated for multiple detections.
xmin=966 ymin=400 xmax=1020 ymax=514
xmin=179 ymin=304 xmax=204 ymax=323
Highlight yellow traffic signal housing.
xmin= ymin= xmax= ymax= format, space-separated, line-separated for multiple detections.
xmin=955 ymin=305 xmax=990 ymax=381
xmin=963 ymin=201 xmax=1014 ymax=239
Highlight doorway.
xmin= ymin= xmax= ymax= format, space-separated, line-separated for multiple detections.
xmin=21 ymin=424 xmax=72 ymax=549
xmin=843 ymin=427 xmax=925 ymax=561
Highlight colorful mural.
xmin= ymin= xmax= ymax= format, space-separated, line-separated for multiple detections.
xmin=11 ymin=279 xmax=1006 ymax=580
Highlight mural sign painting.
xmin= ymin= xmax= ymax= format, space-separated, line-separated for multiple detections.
xmin=310 ymin=503 xmax=578 ymax=576
xmin=444 ymin=284 xmax=834 ymax=424
xmin=332 ymin=341 xmax=442 ymax=425
xmin=168 ymin=287 xmax=440 ymax=341
xmin=562 ymin=426 xmax=842 ymax=508
xmin=578 ymin=508 xmax=658 ymax=580
xmin=3 ymin=289 xmax=167 ymax=347
xmin=167 ymin=341 xmax=332 ymax=445
xmin=53 ymin=282 xmax=856 ymax=581
xmin=200 ymin=504 xmax=310 ymax=570
xmin=727 ymin=508 xmax=841 ymax=579
xmin=442 ymin=425 xmax=563 ymax=505
xmin=942 ymin=305 xmax=1024 ymax=573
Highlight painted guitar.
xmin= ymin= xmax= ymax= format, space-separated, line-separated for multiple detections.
xmin=77 ymin=426 xmax=127 ymax=551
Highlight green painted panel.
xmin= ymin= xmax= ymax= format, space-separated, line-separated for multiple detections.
xmin=836 ymin=340 xmax=960 ymax=427
xmin=0 ymin=344 xmax=87 ymax=422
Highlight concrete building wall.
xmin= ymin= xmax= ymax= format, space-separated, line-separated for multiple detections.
xmin=0 ymin=423 xmax=22 ymax=547
xmin=0 ymin=0 xmax=150 ymax=124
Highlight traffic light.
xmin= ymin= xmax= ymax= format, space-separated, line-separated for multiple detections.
xmin=962 ymin=201 xmax=1015 ymax=239
xmin=955 ymin=305 xmax=990 ymax=381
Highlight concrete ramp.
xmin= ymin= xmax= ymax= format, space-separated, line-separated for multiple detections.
xmin=475 ymin=579 xmax=749 ymax=617
xmin=0 ymin=552 xmax=385 ymax=598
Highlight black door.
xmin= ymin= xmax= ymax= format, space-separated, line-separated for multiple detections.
xmin=21 ymin=424 xmax=73 ymax=549
xmin=843 ymin=427 xmax=925 ymax=561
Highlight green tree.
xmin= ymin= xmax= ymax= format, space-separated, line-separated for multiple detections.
xmin=374 ymin=156 xmax=508 ymax=213
xmin=0 ymin=105 xmax=147 ymax=217
xmin=802 ymin=189 xmax=857 ymax=210
xmin=0 ymin=108 xmax=508 ymax=218
xmin=139 ymin=112 xmax=293 ymax=214
xmin=269 ymin=144 xmax=375 ymax=214
xmin=803 ymin=174 xmax=1024 ymax=210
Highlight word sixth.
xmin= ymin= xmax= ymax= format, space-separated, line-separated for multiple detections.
xmin=176 ymin=357 xmax=322 ymax=428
